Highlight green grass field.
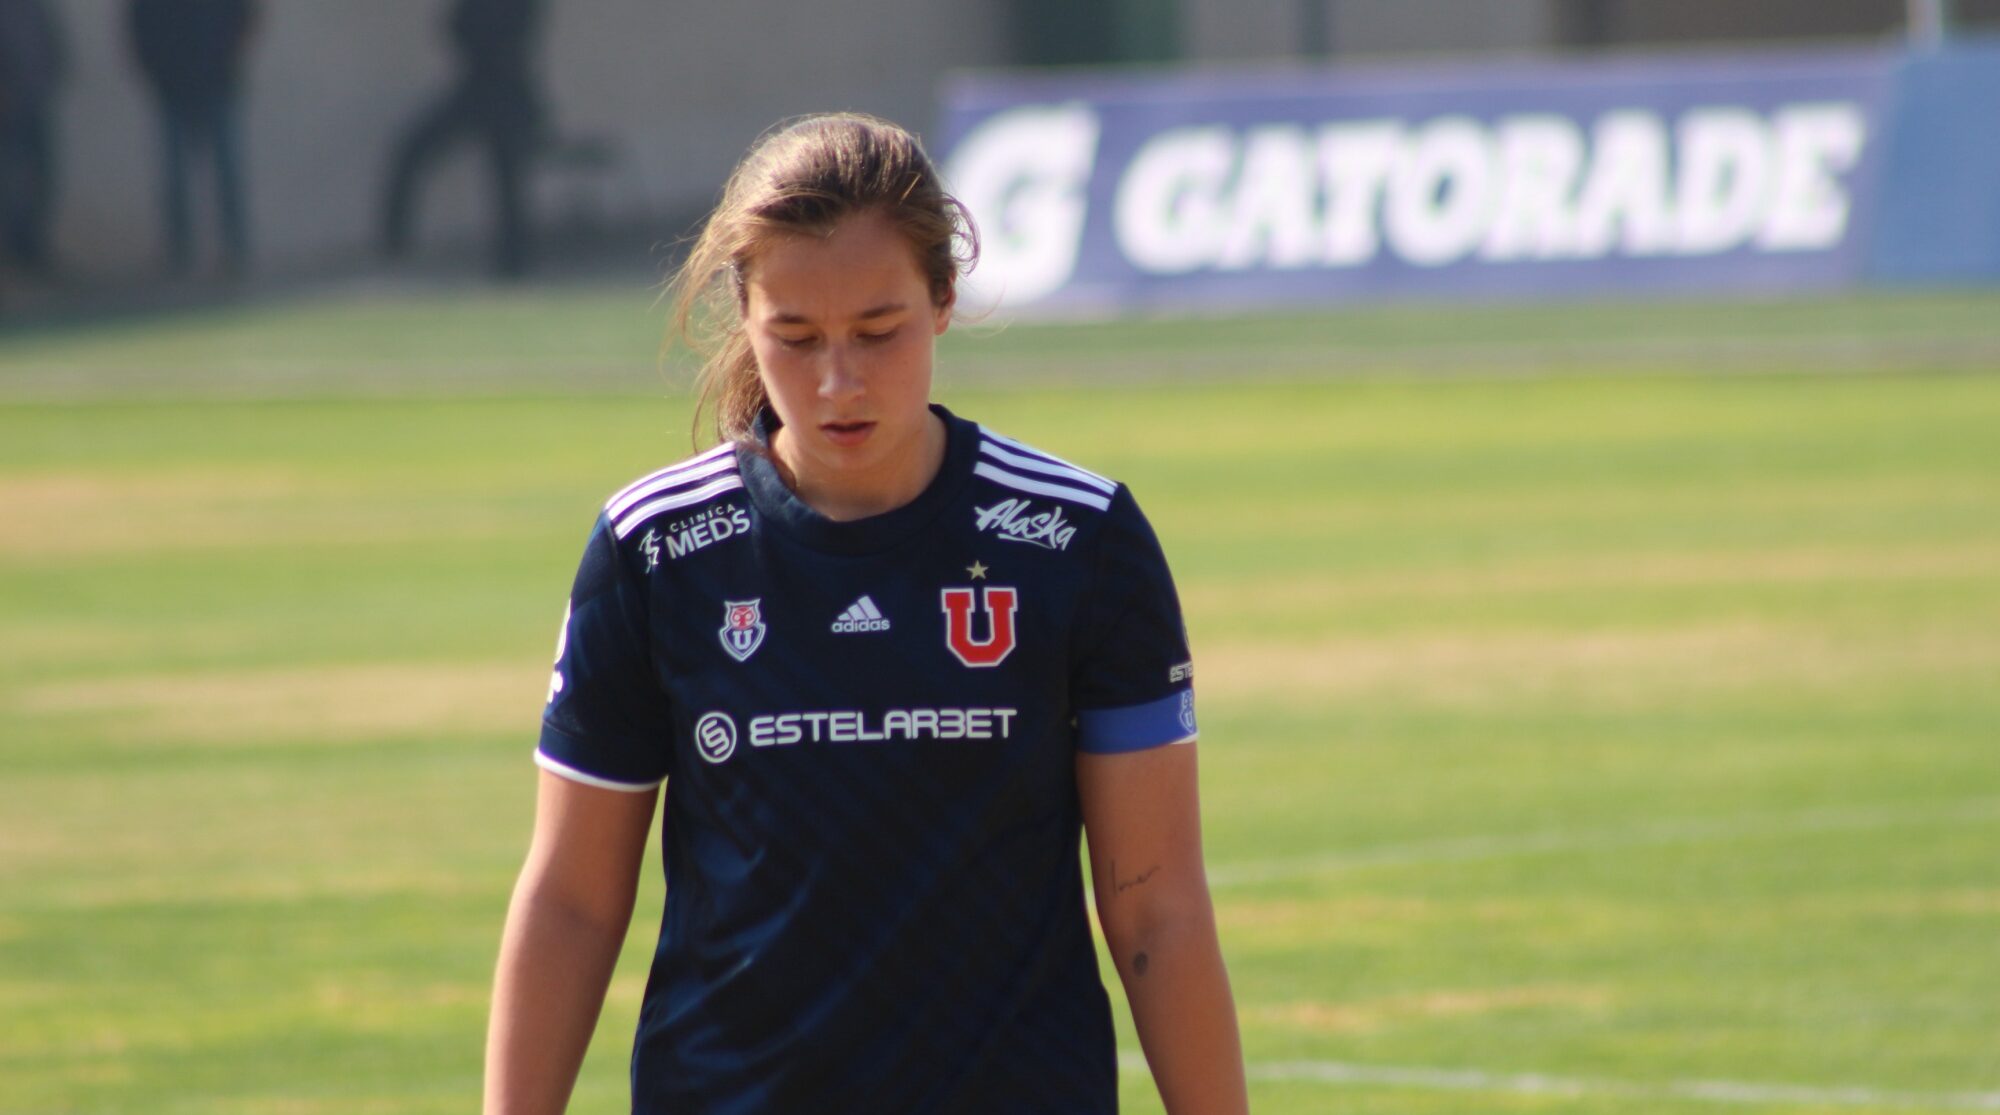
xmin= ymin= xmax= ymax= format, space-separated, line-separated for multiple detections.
xmin=2 ymin=287 xmax=1998 ymax=1113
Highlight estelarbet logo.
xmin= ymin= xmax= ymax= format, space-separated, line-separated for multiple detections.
xmin=695 ymin=711 xmax=737 ymax=764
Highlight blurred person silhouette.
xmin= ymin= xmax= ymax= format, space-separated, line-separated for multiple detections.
xmin=379 ymin=0 xmax=544 ymax=278
xmin=127 ymin=0 xmax=259 ymax=277
xmin=0 ymin=0 xmax=65 ymax=278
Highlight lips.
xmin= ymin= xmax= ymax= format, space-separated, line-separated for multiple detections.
xmin=820 ymin=420 xmax=875 ymax=447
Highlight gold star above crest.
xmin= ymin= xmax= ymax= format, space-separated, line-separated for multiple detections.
xmin=966 ymin=560 xmax=989 ymax=580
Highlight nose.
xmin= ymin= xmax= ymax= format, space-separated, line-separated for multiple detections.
xmin=817 ymin=343 xmax=864 ymax=405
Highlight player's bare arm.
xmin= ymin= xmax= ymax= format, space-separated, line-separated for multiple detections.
xmin=484 ymin=771 xmax=656 ymax=1115
xmin=1079 ymin=742 xmax=1249 ymax=1115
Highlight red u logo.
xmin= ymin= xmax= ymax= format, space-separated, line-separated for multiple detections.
xmin=941 ymin=586 xmax=1018 ymax=668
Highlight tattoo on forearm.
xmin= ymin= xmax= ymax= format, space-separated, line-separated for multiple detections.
xmin=1111 ymin=859 xmax=1160 ymax=895
xmin=1132 ymin=951 xmax=1150 ymax=977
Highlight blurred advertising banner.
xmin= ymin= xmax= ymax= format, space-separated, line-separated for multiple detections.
xmin=938 ymin=42 xmax=2000 ymax=315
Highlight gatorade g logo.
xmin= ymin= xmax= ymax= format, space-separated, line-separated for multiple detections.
xmin=945 ymin=104 xmax=1101 ymax=309
xmin=941 ymin=586 xmax=1019 ymax=668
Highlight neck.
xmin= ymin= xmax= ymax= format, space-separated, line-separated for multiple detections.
xmin=774 ymin=410 xmax=947 ymax=522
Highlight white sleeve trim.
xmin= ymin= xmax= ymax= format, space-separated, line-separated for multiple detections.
xmin=534 ymin=749 xmax=664 ymax=792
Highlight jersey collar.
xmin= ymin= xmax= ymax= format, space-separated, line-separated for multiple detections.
xmin=738 ymin=403 xmax=979 ymax=556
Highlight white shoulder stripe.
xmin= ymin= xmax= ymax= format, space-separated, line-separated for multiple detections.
xmin=973 ymin=461 xmax=1113 ymax=511
xmin=606 ymin=452 xmax=739 ymax=519
xmin=605 ymin=443 xmax=736 ymax=514
xmin=980 ymin=430 xmax=1113 ymax=487
xmin=978 ymin=440 xmax=1118 ymax=495
xmin=534 ymin=750 xmax=664 ymax=793
xmin=613 ymin=475 xmax=745 ymax=538
xmin=610 ymin=441 xmax=734 ymax=501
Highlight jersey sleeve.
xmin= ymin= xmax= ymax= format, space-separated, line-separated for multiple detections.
xmin=1070 ymin=485 xmax=1198 ymax=754
xmin=536 ymin=512 xmax=674 ymax=791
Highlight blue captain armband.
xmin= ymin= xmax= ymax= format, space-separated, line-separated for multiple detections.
xmin=1076 ymin=689 xmax=1198 ymax=754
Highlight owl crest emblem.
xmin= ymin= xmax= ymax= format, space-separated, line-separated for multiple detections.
xmin=719 ymin=599 xmax=767 ymax=662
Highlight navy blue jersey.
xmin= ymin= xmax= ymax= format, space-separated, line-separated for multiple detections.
xmin=538 ymin=405 xmax=1196 ymax=1114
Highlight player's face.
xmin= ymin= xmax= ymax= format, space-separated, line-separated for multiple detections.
xmin=743 ymin=210 xmax=952 ymax=513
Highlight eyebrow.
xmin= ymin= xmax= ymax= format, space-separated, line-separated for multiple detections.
xmin=767 ymin=302 xmax=908 ymax=326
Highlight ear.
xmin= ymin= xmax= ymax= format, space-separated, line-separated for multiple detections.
xmin=932 ymin=284 xmax=955 ymax=336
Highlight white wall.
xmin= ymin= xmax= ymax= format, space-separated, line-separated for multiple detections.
xmin=46 ymin=0 xmax=1011 ymax=275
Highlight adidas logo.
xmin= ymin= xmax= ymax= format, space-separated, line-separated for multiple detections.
xmin=830 ymin=595 xmax=891 ymax=634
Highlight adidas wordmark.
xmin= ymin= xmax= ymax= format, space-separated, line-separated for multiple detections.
xmin=831 ymin=596 xmax=891 ymax=634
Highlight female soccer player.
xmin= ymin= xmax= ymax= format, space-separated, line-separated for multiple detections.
xmin=484 ymin=112 xmax=1247 ymax=1115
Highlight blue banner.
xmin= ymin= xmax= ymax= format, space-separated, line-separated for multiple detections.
xmin=1864 ymin=41 xmax=2000 ymax=286
xmin=937 ymin=46 xmax=1937 ymax=315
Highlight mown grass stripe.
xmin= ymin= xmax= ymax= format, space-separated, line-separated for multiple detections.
xmin=1207 ymin=797 xmax=2000 ymax=886
xmin=1119 ymin=1054 xmax=2000 ymax=1110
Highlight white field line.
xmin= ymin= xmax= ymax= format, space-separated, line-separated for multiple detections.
xmin=1117 ymin=1054 xmax=2000 ymax=1110
xmin=1208 ymin=797 xmax=2000 ymax=888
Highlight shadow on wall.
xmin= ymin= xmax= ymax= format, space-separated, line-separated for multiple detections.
xmin=0 ymin=0 xmax=664 ymax=323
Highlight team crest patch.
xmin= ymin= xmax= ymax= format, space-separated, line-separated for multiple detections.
xmin=941 ymin=585 xmax=1019 ymax=668
xmin=719 ymin=599 xmax=767 ymax=662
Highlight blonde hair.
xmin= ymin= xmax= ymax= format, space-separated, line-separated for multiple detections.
xmin=668 ymin=113 xmax=979 ymax=446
